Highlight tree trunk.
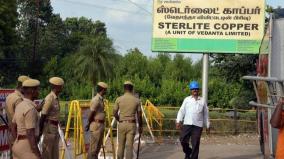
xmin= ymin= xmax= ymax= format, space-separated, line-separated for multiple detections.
xmin=92 ymin=80 xmax=97 ymax=97
xmin=92 ymin=87 xmax=95 ymax=97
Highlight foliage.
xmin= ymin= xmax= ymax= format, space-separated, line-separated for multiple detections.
xmin=74 ymin=36 xmax=116 ymax=87
xmin=209 ymin=54 xmax=257 ymax=109
xmin=0 ymin=0 xmax=19 ymax=85
xmin=274 ymin=7 xmax=284 ymax=18
xmin=0 ymin=1 xmax=265 ymax=109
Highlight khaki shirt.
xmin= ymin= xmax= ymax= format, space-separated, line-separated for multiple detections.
xmin=5 ymin=90 xmax=23 ymax=125
xmin=42 ymin=91 xmax=60 ymax=121
xmin=90 ymin=93 xmax=105 ymax=120
xmin=12 ymin=98 xmax=39 ymax=136
xmin=113 ymin=92 xmax=141 ymax=121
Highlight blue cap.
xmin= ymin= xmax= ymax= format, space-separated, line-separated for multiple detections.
xmin=188 ymin=81 xmax=199 ymax=90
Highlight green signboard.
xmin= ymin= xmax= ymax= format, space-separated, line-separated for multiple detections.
xmin=152 ymin=0 xmax=265 ymax=54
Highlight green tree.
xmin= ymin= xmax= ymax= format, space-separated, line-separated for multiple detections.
xmin=209 ymin=54 xmax=257 ymax=109
xmin=147 ymin=53 xmax=171 ymax=86
xmin=163 ymin=54 xmax=195 ymax=82
xmin=116 ymin=48 xmax=148 ymax=79
xmin=208 ymin=77 xmax=242 ymax=108
xmin=158 ymin=79 xmax=188 ymax=106
xmin=147 ymin=58 xmax=163 ymax=86
xmin=0 ymin=0 xmax=19 ymax=86
xmin=17 ymin=0 xmax=55 ymax=77
xmin=211 ymin=54 xmax=257 ymax=83
xmin=274 ymin=7 xmax=284 ymax=18
xmin=74 ymin=36 xmax=116 ymax=95
xmin=63 ymin=18 xmax=107 ymax=55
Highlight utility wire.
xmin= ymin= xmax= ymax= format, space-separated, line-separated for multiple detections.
xmin=109 ymin=0 xmax=150 ymax=6
xmin=126 ymin=0 xmax=152 ymax=15
xmin=59 ymin=0 xmax=151 ymax=16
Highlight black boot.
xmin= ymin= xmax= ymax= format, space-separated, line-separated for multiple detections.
xmin=184 ymin=154 xmax=191 ymax=159
xmin=185 ymin=148 xmax=192 ymax=159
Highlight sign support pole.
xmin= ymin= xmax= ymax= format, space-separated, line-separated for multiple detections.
xmin=202 ymin=53 xmax=209 ymax=103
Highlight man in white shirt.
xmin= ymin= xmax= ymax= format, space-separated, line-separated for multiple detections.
xmin=176 ymin=81 xmax=210 ymax=159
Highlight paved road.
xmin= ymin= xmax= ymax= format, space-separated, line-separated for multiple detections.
xmin=71 ymin=134 xmax=264 ymax=159
xmin=140 ymin=143 xmax=262 ymax=159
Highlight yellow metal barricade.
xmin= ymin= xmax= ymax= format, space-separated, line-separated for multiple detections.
xmin=60 ymin=100 xmax=87 ymax=159
xmin=103 ymin=100 xmax=116 ymax=159
xmin=61 ymin=99 xmax=116 ymax=159
xmin=144 ymin=100 xmax=164 ymax=137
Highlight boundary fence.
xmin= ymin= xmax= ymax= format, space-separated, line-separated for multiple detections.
xmin=59 ymin=101 xmax=257 ymax=137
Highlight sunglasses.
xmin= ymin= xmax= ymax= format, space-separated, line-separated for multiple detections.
xmin=191 ymin=89 xmax=199 ymax=91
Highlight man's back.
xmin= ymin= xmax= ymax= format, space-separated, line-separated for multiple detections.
xmin=13 ymin=99 xmax=38 ymax=135
xmin=115 ymin=93 xmax=140 ymax=121
xmin=5 ymin=90 xmax=23 ymax=125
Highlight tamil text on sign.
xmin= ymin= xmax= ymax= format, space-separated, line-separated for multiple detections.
xmin=152 ymin=0 xmax=265 ymax=54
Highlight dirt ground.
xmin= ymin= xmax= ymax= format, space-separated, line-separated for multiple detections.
xmin=139 ymin=134 xmax=263 ymax=159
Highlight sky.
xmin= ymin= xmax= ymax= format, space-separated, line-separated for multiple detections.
xmin=50 ymin=0 xmax=284 ymax=61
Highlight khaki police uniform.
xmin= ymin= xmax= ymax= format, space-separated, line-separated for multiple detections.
xmin=5 ymin=75 xmax=30 ymax=148
xmin=12 ymin=79 xmax=40 ymax=159
xmin=41 ymin=77 xmax=64 ymax=159
xmin=114 ymin=90 xmax=141 ymax=159
xmin=12 ymin=99 xmax=39 ymax=159
xmin=5 ymin=90 xmax=23 ymax=126
xmin=41 ymin=91 xmax=60 ymax=159
xmin=5 ymin=90 xmax=23 ymax=151
xmin=87 ymin=93 xmax=106 ymax=159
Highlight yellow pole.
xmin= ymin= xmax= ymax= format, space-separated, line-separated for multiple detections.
xmin=76 ymin=101 xmax=80 ymax=155
xmin=147 ymin=101 xmax=153 ymax=129
xmin=106 ymin=100 xmax=116 ymax=159
xmin=60 ymin=101 xmax=74 ymax=159
xmin=73 ymin=101 xmax=77 ymax=158
xmin=61 ymin=102 xmax=72 ymax=159
xmin=78 ymin=105 xmax=83 ymax=153
xmin=78 ymin=103 xmax=87 ymax=159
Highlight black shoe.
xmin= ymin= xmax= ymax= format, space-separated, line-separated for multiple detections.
xmin=186 ymin=148 xmax=192 ymax=159
xmin=188 ymin=148 xmax=192 ymax=155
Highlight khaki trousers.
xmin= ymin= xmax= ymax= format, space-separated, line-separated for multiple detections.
xmin=87 ymin=122 xmax=104 ymax=159
xmin=12 ymin=139 xmax=39 ymax=159
xmin=42 ymin=123 xmax=59 ymax=159
xmin=117 ymin=122 xmax=136 ymax=159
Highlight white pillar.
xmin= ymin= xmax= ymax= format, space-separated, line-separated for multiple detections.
xmin=202 ymin=53 xmax=209 ymax=103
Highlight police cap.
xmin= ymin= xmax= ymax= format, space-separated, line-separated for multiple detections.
xmin=23 ymin=79 xmax=40 ymax=87
xmin=124 ymin=81 xmax=133 ymax=86
xmin=97 ymin=82 xmax=108 ymax=89
xmin=18 ymin=75 xmax=30 ymax=83
xmin=49 ymin=77 xmax=64 ymax=86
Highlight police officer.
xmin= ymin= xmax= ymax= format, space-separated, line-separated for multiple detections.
xmin=5 ymin=75 xmax=30 ymax=149
xmin=39 ymin=77 xmax=64 ymax=159
xmin=113 ymin=81 xmax=143 ymax=159
xmin=86 ymin=82 xmax=108 ymax=159
xmin=176 ymin=81 xmax=210 ymax=159
xmin=11 ymin=79 xmax=41 ymax=159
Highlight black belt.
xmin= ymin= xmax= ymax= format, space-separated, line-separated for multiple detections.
xmin=94 ymin=119 xmax=105 ymax=123
xmin=46 ymin=119 xmax=59 ymax=126
xmin=17 ymin=135 xmax=27 ymax=140
xmin=119 ymin=120 xmax=136 ymax=123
